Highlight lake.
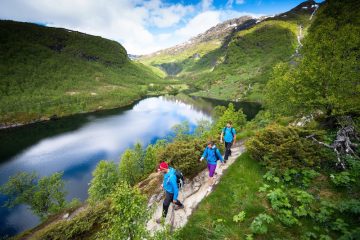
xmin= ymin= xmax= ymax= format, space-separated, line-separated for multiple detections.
xmin=0 ymin=95 xmax=261 ymax=237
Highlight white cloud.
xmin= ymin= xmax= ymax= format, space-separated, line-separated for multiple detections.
xmin=143 ymin=0 xmax=195 ymax=28
xmin=0 ymin=0 xmax=263 ymax=55
xmin=236 ymin=0 xmax=245 ymax=4
xmin=175 ymin=11 xmax=220 ymax=39
xmin=201 ymin=0 xmax=213 ymax=11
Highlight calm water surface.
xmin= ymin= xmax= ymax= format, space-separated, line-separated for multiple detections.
xmin=0 ymin=95 xmax=260 ymax=237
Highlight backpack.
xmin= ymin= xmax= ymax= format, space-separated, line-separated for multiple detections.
xmin=223 ymin=127 xmax=234 ymax=137
xmin=175 ymin=169 xmax=184 ymax=188
xmin=211 ymin=147 xmax=221 ymax=161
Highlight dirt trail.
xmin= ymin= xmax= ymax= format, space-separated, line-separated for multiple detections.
xmin=147 ymin=141 xmax=246 ymax=233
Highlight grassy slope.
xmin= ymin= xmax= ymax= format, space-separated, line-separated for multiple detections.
xmin=178 ymin=152 xmax=347 ymax=240
xmin=178 ymin=153 xmax=265 ymax=240
xmin=191 ymin=20 xmax=299 ymax=102
xmin=0 ymin=21 xmax=166 ymax=125
xmin=139 ymin=1 xmax=315 ymax=102
xmin=139 ymin=40 xmax=222 ymax=77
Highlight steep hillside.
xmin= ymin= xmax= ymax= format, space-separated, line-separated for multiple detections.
xmin=139 ymin=1 xmax=319 ymax=102
xmin=139 ymin=16 xmax=256 ymax=76
xmin=0 ymin=21 xmax=165 ymax=126
xmin=180 ymin=0 xmax=360 ymax=239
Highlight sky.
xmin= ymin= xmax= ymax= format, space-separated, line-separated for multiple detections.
xmin=0 ymin=0 xmax=315 ymax=55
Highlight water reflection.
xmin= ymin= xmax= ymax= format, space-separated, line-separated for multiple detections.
xmin=0 ymin=95 xmax=261 ymax=237
xmin=0 ymin=96 xmax=211 ymax=236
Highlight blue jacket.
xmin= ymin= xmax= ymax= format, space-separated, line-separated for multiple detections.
xmin=163 ymin=167 xmax=179 ymax=201
xmin=223 ymin=127 xmax=236 ymax=143
xmin=201 ymin=145 xmax=224 ymax=165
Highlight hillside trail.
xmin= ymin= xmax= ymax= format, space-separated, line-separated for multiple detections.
xmin=147 ymin=141 xmax=246 ymax=233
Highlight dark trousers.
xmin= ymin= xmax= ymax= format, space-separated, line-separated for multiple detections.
xmin=162 ymin=191 xmax=183 ymax=218
xmin=224 ymin=141 xmax=233 ymax=160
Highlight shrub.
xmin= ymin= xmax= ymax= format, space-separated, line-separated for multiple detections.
xmin=0 ymin=171 xmax=66 ymax=219
xmin=246 ymin=125 xmax=331 ymax=173
xmin=97 ymin=182 xmax=150 ymax=240
xmin=330 ymin=171 xmax=355 ymax=187
xmin=88 ymin=160 xmax=120 ymax=203
xmin=32 ymin=200 xmax=110 ymax=240
xmin=250 ymin=213 xmax=274 ymax=234
xmin=156 ymin=138 xmax=208 ymax=178
xmin=212 ymin=103 xmax=247 ymax=137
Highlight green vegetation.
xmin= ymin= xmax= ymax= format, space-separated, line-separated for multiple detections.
xmin=88 ymin=160 xmax=120 ymax=203
xmin=0 ymin=172 xmax=67 ymax=219
xmin=4 ymin=103 xmax=242 ymax=239
xmin=265 ymin=0 xmax=360 ymax=116
xmin=179 ymin=1 xmax=360 ymax=239
xmin=191 ymin=20 xmax=299 ymax=102
xmin=246 ymin=125 xmax=331 ymax=173
xmin=139 ymin=2 xmax=315 ymax=102
xmin=139 ymin=40 xmax=222 ymax=76
xmin=3 ymin=0 xmax=359 ymax=239
xmin=178 ymin=153 xmax=266 ymax=239
xmin=0 ymin=21 xmax=172 ymax=126
xmin=97 ymin=182 xmax=149 ymax=240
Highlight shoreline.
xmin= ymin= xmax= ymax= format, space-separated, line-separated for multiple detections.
xmin=0 ymin=94 xmax=261 ymax=131
xmin=0 ymin=96 xmax=146 ymax=131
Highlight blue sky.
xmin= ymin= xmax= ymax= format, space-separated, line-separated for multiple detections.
xmin=0 ymin=0 xmax=320 ymax=54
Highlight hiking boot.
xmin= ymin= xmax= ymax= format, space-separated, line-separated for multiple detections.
xmin=156 ymin=217 xmax=163 ymax=224
xmin=207 ymin=186 xmax=213 ymax=192
xmin=175 ymin=205 xmax=184 ymax=211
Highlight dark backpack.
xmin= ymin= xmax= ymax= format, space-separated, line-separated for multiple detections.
xmin=212 ymin=147 xmax=221 ymax=161
xmin=175 ymin=169 xmax=184 ymax=188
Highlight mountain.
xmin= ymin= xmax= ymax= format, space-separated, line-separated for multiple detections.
xmin=139 ymin=0 xmax=320 ymax=102
xmin=0 ymin=21 xmax=164 ymax=126
xmin=139 ymin=16 xmax=256 ymax=76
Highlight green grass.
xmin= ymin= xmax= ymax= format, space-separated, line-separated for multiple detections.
xmin=0 ymin=20 xmax=170 ymax=125
xmin=190 ymin=20 xmax=299 ymax=102
xmin=139 ymin=40 xmax=222 ymax=76
xmin=178 ymin=152 xmax=266 ymax=239
xmin=139 ymin=4 xmax=315 ymax=103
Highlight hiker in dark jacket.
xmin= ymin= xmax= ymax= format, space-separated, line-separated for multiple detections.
xmin=156 ymin=162 xmax=184 ymax=224
xmin=220 ymin=121 xmax=236 ymax=162
xmin=200 ymin=141 xmax=224 ymax=192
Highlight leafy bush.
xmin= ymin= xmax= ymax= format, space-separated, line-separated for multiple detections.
xmin=267 ymin=188 xmax=291 ymax=211
xmin=233 ymin=211 xmax=246 ymax=223
xmin=0 ymin=171 xmax=67 ymax=219
xmin=32 ymin=200 xmax=110 ymax=240
xmin=97 ymin=182 xmax=150 ymax=240
xmin=156 ymin=138 xmax=208 ymax=178
xmin=250 ymin=213 xmax=274 ymax=234
xmin=247 ymin=125 xmax=331 ymax=173
xmin=211 ymin=103 xmax=247 ymax=137
xmin=119 ymin=142 xmax=164 ymax=186
xmin=88 ymin=160 xmax=120 ymax=203
xmin=283 ymin=169 xmax=320 ymax=188
xmin=330 ymin=171 xmax=355 ymax=187
xmin=119 ymin=144 xmax=145 ymax=186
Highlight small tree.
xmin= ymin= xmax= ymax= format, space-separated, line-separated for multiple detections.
xmin=98 ymin=182 xmax=150 ymax=240
xmin=119 ymin=149 xmax=142 ymax=186
xmin=143 ymin=144 xmax=158 ymax=174
xmin=212 ymin=103 xmax=247 ymax=137
xmin=88 ymin=160 xmax=120 ymax=203
xmin=0 ymin=171 xmax=67 ymax=219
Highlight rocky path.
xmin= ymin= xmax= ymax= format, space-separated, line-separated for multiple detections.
xmin=147 ymin=141 xmax=246 ymax=233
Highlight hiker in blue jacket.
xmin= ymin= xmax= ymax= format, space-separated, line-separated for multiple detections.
xmin=156 ymin=162 xmax=184 ymax=224
xmin=200 ymin=141 xmax=224 ymax=192
xmin=220 ymin=121 xmax=236 ymax=163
